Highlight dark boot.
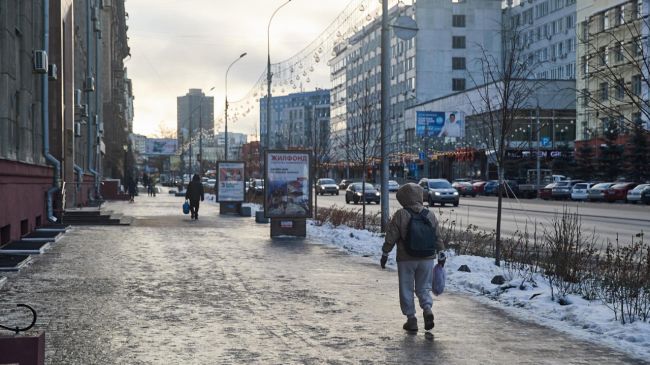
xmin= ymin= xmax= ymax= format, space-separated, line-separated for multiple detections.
xmin=423 ymin=309 xmax=434 ymax=331
xmin=403 ymin=317 xmax=418 ymax=332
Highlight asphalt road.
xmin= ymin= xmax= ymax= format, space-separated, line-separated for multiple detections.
xmin=315 ymin=192 xmax=650 ymax=246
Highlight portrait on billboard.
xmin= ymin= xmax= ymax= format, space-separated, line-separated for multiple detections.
xmin=437 ymin=112 xmax=465 ymax=138
xmin=265 ymin=151 xmax=312 ymax=218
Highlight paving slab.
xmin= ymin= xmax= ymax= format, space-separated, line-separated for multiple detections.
xmin=0 ymin=192 xmax=645 ymax=364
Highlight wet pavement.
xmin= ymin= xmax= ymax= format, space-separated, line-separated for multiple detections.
xmin=0 ymin=191 xmax=646 ymax=364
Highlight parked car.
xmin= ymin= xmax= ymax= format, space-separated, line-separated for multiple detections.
xmin=552 ymin=180 xmax=583 ymax=200
xmin=418 ymin=178 xmax=459 ymax=207
xmin=316 ymin=178 xmax=339 ymax=195
xmin=501 ymin=180 xmax=520 ymax=197
xmin=248 ymin=179 xmax=264 ymax=195
xmin=641 ymin=187 xmax=650 ymax=205
xmin=452 ymin=181 xmax=477 ymax=197
xmin=539 ymin=183 xmax=556 ymax=200
xmin=472 ymin=181 xmax=487 ymax=195
xmin=604 ymin=182 xmax=638 ymax=202
xmin=626 ymin=184 xmax=650 ymax=203
xmin=388 ymin=180 xmax=400 ymax=192
xmin=338 ymin=179 xmax=353 ymax=190
xmin=587 ymin=182 xmax=615 ymax=201
xmin=570 ymin=182 xmax=594 ymax=201
xmin=483 ymin=180 xmax=499 ymax=196
xmin=345 ymin=182 xmax=381 ymax=204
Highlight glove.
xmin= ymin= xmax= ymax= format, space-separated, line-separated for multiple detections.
xmin=438 ymin=252 xmax=446 ymax=267
xmin=380 ymin=253 xmax=388 ymax=269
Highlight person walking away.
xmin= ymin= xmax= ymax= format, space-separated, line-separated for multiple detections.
xmin=380 ymin=183 xmax=445 ymax=332
xmin=185 ymin=174 xmax=204 ymax=220
xmin=127 ymin=176 xmax=137 ymax=203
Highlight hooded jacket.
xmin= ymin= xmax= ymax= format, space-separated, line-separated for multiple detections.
xmin=382 ymin=183 xmax=443 ymax=261
xmin=185 ymin=176 xmax=204 ymax=203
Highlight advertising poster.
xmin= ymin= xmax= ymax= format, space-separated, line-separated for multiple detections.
xmin=416 ymin=111 xmax=465 ymax=138
xmin=216 ymin=161 xmax=245 ymax=202
xmin=265 ymin=151 xmax=312 ymax=218
xmin=145 ymin=138 xmax=178 ymax=155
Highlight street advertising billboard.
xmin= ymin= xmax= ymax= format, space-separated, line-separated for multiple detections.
xmin=145 ymin=138 xmax=177 ymax=155
xmin=416 ymin=111 xmax=465 ymax=138
xmin=264 ymin=151 xmax=312 ymax=219
xmin=216 ymin=161 xmax=245 ymax=202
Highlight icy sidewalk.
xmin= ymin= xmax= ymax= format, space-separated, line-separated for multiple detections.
xmin=0 ymin=192 xmax=644 ymax=364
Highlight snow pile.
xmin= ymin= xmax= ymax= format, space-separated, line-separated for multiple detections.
xmin=306 ymin=221 xmax=650 ymax=361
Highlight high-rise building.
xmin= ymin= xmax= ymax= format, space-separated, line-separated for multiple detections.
xmin=177 ymin=89 xmax=214 ymax=148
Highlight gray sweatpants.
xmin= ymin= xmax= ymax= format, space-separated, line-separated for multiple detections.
xmin=397 ymin=259 xmax=435 ymax=317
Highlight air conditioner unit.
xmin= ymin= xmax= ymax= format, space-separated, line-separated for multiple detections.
xmin=91 ymin=7 xmax=99 ymax=20
xmin=85 ymin=77 xmax=95 ymax=92
xmin=94 ymin=20 xmax=101 ymax=32
xmin=74 ymin=89 xmax=82 ymax=108
xmin=48 ymin=64 xmax=57 ymax=80
xmin=75 ymin=122 xmax=82 ymax=137
xmin=93 ymin=114 xmax=99 ymax=126
xmin=33 ymin=50 xmax=48 ymax=73
xmin=81 ymin=104 xmax=89 ymax=117
xmin=98 ymin=121 xmax=104 ymax=135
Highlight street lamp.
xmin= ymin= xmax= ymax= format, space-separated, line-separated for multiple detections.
xmin=266 ymin=0 xmax=292 ymax=153
xmin=225 ymin=52 xmax=247 ymax=161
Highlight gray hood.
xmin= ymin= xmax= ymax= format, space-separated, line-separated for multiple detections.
xmin=396 ymin=183 xmax=424 ymax=211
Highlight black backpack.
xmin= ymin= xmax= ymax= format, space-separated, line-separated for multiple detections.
xmin=404 ymin=208 xmax=437 ymax=257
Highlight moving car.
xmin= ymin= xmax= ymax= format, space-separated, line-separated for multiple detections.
xmin=604 ymin=182 xmax=638 ymax=202
xmin=419 ymin=178 xmax=459 ymax=207
xmin=587 ymin=182 xmax=615 ymax=201
xmin=345 ymin=183 xmax=381 ymax=204
xmin=452 ymin=181 xmax=477 ymax=197
xmin=570 ymin=183 xmax=594 ymax=201
xmin=388 ymin=180 xmax=400 ymax=192
xmin=316 ymin=178 xmax=339 ymax=195
xmin=626 ymin=184 xmax=650 ymax=203
xmin=338 ymin=179 xmax=353 ymax=190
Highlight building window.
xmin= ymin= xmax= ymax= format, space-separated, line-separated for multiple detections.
xmin=616 ymin=79 xmax=625 ymax=100
xmin=599 ymin=46 xmax=608 ymax=65
xmin=452 ymin=57 xmax=466 ymax=70
xmin=638 ymin=0 xmax=644 ymax=19
xmin=615 ymin=42 xmax=624 ymax=62
xmin=603 ymin=12 xmax=609 ymax=29
xmin=600 ymin=82 xmax=609 ymax=101
xmin=452 ymin=78 xmax=466 ymax=91
xmin=452 ymin=15 xmax=466 ymax=27
xmin=634 ymin=37 xmax=643 ymax=57
xmin=452 ymin=36 xmax=466 ymax=49
xmin=632 ymin=74 xmax=642 ymax=95
xmin=581 ymin=89 xmax=590 ymax=107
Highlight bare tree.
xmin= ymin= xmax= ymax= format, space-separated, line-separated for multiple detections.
xmin=468 ymin=21 xmax=541 ymax=266
xmin=154 ymin=123 xmax=177 ymax=139
xmin=577 ymin=8 xmax=650 ymax=180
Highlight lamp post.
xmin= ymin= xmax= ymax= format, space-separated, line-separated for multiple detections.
xmin=225 ymin=53 xmax=247 ymax=161
xmin=266 ymin=0 xmax=292 ymax=153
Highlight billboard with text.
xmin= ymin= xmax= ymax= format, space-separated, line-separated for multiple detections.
xmin=416 ymin=111 xmax=465 ymax=138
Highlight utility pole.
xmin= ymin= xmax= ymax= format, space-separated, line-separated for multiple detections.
xmin=536 ymin=104 xmax=541 ymax=189
xmin=380 ymin=0 xmax=391 ymax=232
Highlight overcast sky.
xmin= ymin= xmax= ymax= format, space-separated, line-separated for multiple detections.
xmin=127 ymin=0 xmax=351 ymax=139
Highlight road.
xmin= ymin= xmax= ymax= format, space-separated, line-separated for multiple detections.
xmin=316 ymin=192 xmax=650 ymax=246
xmin=0 ymin=192 xmax=644 ymax=364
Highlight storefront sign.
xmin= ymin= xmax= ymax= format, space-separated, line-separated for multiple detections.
xmin=265 ymin=151 xmax=312 ymax=218
xmin=216 ymin=161 xmax=245 ymax=202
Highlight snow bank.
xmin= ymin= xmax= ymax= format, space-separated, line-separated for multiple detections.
xmin=306 ymin=221 xmax=650 ymax=361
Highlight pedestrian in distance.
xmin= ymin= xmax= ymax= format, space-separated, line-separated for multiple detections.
xmin=127 ymin=176 xmax=137 ymax=203
xmin=381 ymin=182 xmax=446 ymax=332
xmin=185 ymin=174 xmax=204 ymax=220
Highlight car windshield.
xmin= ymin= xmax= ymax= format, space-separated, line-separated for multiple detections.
xmin=389 ymin=180 xmax=398 ymax=185
xmin=544 ymin=183 xmax=556 ymax=188
xmin=353 ymin=183 xmax=375 ymax=190
xmin=555 ymin=181 xmax=570 ymax=187
xmin=592 ymin=183 xmax=612 ymax=189
xmin=320 ymin=179 xmax=335 ymax=184
xmin=573 ymin=183 xmax=587 ymax=189
xmin=612 ymin=183 xmax=630 ymax=189
xmin=632 ymin=184 xmax=649 ymax=191
xmin=429 ymin=181 xmax=452 ymax=189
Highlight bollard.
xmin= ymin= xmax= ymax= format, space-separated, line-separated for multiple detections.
xmin=255 ymin=210 xmax=269 ymax=223
xmin=240 ymin=206 xmax=252 ymax=217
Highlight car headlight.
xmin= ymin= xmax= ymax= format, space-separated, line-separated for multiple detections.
xmin=453 ymin=191 xmax=459 ymax=196
xmin=375 ymin=192 xmax=380 ymax=196
xmin=356 ymin=192 xmax=362 ymax=196
xmin=434 ymin=192 xmax=441 ymax=196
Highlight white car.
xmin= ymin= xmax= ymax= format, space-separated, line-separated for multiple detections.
xmin=571 ymin=183 xmax=594 ymax=201
xmin=388 ymin=180 xmax=400 ymax=192
xmin=627 ymin=184 xmax=650 ymax=203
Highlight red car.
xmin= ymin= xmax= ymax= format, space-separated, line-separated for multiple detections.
xmin=538 ymin=183 xmax=556 ymax=200
xmin=472 ymin=181 xmax=487 ymax=195
xmin=604 ymin=182 xmax=638 ymax=202
xmin=452 ymin=182 xmax=477 ymax=197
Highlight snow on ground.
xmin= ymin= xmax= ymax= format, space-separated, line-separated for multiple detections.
xmin=306 ymin=221 xmax=650 ymax=361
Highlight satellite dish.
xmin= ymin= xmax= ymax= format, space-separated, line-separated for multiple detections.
xmin=393 ymin=15 xmax=418 ymax=40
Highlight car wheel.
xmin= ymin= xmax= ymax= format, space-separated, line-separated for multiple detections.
xmin=353 ymin=197 xmax=359 ymax=204
xmin=336 ymin=191 xmax=339 ymax=196
xmin=440 ymin=203 xmax=446 ymax=207
xmin=428 ymin=197 xmax=434 ymax=207
xmin=453 ymin=201 xmax=459 ymax=207
xmin=346 ymin=199 xmax=349 ymax=204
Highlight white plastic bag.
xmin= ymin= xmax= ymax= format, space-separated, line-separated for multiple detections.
xmin=432 ymin=263 xmax=446 ymax=296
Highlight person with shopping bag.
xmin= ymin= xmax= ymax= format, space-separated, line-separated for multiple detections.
xmin=184 ymin=174 xmax=204 ymax=220
xmin=380 ymin=183 xmax=445 ymax=332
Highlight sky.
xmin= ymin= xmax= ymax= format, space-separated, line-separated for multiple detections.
xmin=127 ymin=0 xmax=352 ymax=139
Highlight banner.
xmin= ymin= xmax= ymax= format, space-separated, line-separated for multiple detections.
xmin=145 ymin=138 xmax=177 ymax=155
xmin=216 ymin=161 xmax=245 ymax=202
xmin=416 ymin=111 xmax=465 ymax=138
xmin=265 ymin=151 xmax=312 ymax=218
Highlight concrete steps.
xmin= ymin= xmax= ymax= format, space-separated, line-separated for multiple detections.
xmin=62 ymin=208 xmax=132 ymax=226
xmin=0 ymin=254 xmax=31 ymax=272
xmin=0 ymin=241 xmax=52 ymax=255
